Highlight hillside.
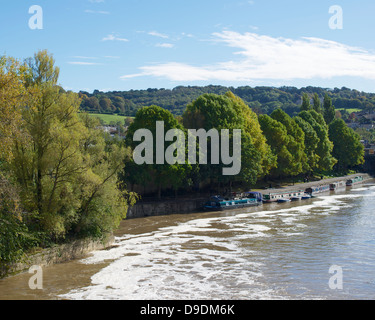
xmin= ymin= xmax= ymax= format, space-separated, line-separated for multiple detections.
xmin=78 ymin=85 xmax=375 ymax=117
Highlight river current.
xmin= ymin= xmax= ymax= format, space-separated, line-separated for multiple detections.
xmin=1 ymin=182 xmax=375 ymax=300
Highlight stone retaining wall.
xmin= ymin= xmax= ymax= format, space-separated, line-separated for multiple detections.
xmin=0 ymin=235 xmax=114 ymax=279
xmin=127 ymin=198 xmax=207 ymax=219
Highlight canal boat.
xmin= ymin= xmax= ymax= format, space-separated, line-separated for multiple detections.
xmin=263 ymin=190 xmax=305 ymax=203
xmin=203 ymin=194 xmax=262 ymax=211
xmin=305 ymin=184 xmax=330 ymax=197
xmin=330 ymin=181 xmax=346 ymax=191
xmin=242 ymin=191 xmax=263 ymax=203
xmin=346 ymin=176 xmax=364 ymax=187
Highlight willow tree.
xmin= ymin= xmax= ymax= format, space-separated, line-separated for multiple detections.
xmin=0 ymin=56 xmax=38 ymax=265
xmin=0 ymin=56 xmax=27 ymax=162
xmin=10 ymin=50 xmax=132 ymax=240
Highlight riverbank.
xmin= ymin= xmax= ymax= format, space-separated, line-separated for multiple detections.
xmin=0 ymin=235 xmax=114 ymax=279
xmin=127 ymin=173 xmax=373 ymax=219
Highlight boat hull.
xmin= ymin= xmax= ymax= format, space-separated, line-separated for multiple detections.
xmin=277 ymin=199 xmax=291 ymax=203
xmin=203 ymin=198 xmax=262 ymax=211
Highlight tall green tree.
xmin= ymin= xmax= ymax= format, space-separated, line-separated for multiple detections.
xmin=0 ymin=56 xmax=27 ymax=162
xmin=10 ymin=50 xmax=131 ymax=240
xmin=301 ymin=93 xmax=312 ymax=111
xmin=225 ymin=92 xmax=277 ymax=178
xmin=258 ymin=114 xmax=294 ymax=178
xmin=329 ymin=119 xmax=365 ymax=171
xmin=183 ymin=93 xmax=245 ymax=189
xmin=270 ymin=109 xmax=306 ymax=176
xmin=126 ymin=105 xmax=192 ymax=198
xmin=323 ymin=93 xmax=336 ymax=125
xmin=183 ymin=93 xmax=272 ymax=190
xmin=313 ymin=93 xmax=322 ymax=114
xmin=299 ymin=110 xmax=337 ymax=171
xmin=0 ymin=55 xmax=40 ymax=266
xmin=294 ymin=116 xmax=320 ymax=173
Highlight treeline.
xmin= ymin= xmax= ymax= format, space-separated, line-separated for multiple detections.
xmin=123 ymin=92 xmax=365 ymax=198
xmin=0 ymin=51 xmax=137 ymax=270
xmin=79 ymin=85 xmax=375 ymax=117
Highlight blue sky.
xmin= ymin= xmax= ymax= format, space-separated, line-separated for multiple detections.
xmin=1 ymin=0 xmax=375 ymax=93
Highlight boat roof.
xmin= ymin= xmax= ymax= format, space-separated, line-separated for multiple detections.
xmin=266 ymin=190 xmax=304 ymax=196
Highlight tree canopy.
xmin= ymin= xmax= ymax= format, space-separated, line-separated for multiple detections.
xmin=1 ymin=50 xmax=135 ymax=256
xmin=329 ymin=119 xmax=365 ymax=170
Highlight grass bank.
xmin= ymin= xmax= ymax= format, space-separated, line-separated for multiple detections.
xmin=87 ymin=113 xmax=133 ymax=125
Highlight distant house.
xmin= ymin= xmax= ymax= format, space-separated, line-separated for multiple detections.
xmin=100 ymin=126 xmax=117 ymax=134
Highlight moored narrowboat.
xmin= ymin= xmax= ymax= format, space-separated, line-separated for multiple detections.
xmin=263 ymin=190 xmax=305 ymax=203
xmin=305 ymin=184 xmax=330 ymax=196
xmin=346 ymin=176 xmax=364 ymax=187
xmin=203 ymin=194 xmax=262 ymax=211
xmin=330 ymin=181 xmax=346 ymax=191
xmin=242 ymin=191 xmax=263 ymax=203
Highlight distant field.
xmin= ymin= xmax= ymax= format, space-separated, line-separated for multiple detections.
xmin=337 ymin=108 xmax=362 ymax=113
xmin=87 ymin=113 xmax=131 ymax=125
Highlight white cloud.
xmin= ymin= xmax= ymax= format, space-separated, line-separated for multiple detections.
xmin=85 ymin=9 xmax=110 ymax=14
xmin=72 ymin=56 xmax=98 ymax=60
xmin=121 ymin=31 xmax=375 ymax=82
xmin=68 ymin=61 xmax=102 ymax=66
xmin=156 ymin=43 xmax=174 ymax=48
xmin=102 ymin=34 xmax=129 ymax=42
xmin=148 ymin=31 xmax=169 ymax=39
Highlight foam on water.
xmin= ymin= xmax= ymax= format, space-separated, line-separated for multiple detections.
xmin=59 ymin=191 xmax=367 ymax=300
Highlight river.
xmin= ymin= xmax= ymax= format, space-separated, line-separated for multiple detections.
xmin=1 ymin=181 xmax=375 ymax=300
